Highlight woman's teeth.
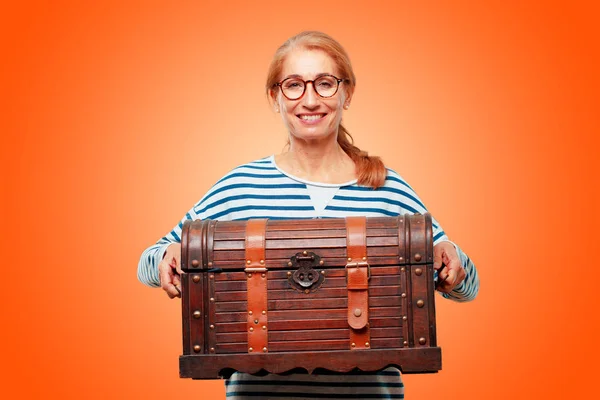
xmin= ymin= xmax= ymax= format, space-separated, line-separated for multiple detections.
xmin=300 ymin=114 xmax=325 ymax=121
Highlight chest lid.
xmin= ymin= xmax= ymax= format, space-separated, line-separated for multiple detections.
xmin=181 ymin=214 xmax=433 ymax=272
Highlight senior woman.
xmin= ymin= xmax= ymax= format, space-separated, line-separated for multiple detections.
xmin=138 ymin=31 xmax=479 ymax=399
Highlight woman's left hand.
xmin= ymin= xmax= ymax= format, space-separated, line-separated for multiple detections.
xmin=433 ymin=241 xmax=466 ymax=293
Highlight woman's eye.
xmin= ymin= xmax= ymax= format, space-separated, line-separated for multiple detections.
xmin=285 ymin=82 xmax=302 ymax=89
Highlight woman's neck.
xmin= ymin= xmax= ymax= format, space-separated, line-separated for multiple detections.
xmin=275 ymin=135 xmax=356 ymax=184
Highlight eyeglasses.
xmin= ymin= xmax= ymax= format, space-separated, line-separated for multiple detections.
xmin=275 ymin=74 xmax=345 ymax=100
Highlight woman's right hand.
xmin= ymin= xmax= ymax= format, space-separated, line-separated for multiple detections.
xmin=159 ymin=243 xmax=182 ymax=299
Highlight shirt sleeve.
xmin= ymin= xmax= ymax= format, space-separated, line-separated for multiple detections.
xmin=136 ymin=206 xmax=200 ymax=288
xmin=436 ymin=240 xmax=480 ymax=302
xmin=387 ymin=169 xmax=480 ymax=302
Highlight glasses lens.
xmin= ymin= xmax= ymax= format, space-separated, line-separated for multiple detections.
xmin=281 ymin=78 xmax=305 ymax=100
xmin=314 ymin=76 xmax=338 ymax=97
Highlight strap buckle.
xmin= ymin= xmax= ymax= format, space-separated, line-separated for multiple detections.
xmin=345 ymin=261 xmax=371 ymax=281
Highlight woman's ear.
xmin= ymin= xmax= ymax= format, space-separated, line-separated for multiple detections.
xmin=343 ymin=87 xmax=354 ymax=109
xmin=269 ymin=88 xmax=280 ymax=113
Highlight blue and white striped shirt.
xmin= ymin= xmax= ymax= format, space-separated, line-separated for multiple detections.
xmin=138 ymin=155 xmax=479 ymax=399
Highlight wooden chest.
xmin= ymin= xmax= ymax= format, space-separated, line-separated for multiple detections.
xmin=179 ymin=214 xmax=441 ymax=379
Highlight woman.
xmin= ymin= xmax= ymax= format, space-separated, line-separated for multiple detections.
xmin=138 ymin=31 xmax=479 ymax=399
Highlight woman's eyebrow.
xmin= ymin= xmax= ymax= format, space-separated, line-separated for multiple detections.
xmin=282 ymin=72 xmax=332 ymax=80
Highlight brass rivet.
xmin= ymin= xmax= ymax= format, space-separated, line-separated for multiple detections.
xmin=262 ymin=310 xmax=266 ymax=315
xmin=209 ymin=274 xmax=214 ymax=279
xmin=208 ymin=262 xmax=213 ymax=267
xmin=192 ymin=259 xmax=199 ymax=267
xmin=319 ymin=260 xmax=324 ymax=266
xmin=402 ymin=316 xmax=407 ymax=320
xmin=287 ymin=271 xmax=292 ymax=276
xmin=419 ymin=337 xmax=427 ymax=345
xmin=247 ymin=273 xmax=252 ymax=278
xmin=260 ymin=260 xmax=265 ymax=264
xmin=362 ymin=256 xmax=367 ymax=261
xmin=415 ymin=268 xmax=422 ymax=276
xmin=210 ymin=347 xmax=215 ymax=353
xmin=351 ymin=342 xmax=356 ymax=348
xmin=210 ymin=297 xmax=215 ymax=302
xmin=288 ymin=262 xmax=293 ymax=267
xmin=365 ymin=342 xmax=370 ymax=347
xmin=254 ymin=319 xmax=259 ymax=324
xmin=354 ymin=308 xmax=362 ymax=317
xmin=209 ymin=324 xmax=215 ymax=329
xmin=246 ymin=260 xmax=251 ymax=265
xmin=303 ymin=251 xmax=308 ymax=256
xmin=262 ymin=325 xmax=267 ymax=330
xmin=304 ymin=289 xmax=310 ymax=294
xmin=262 ymin=347 xmax=267 ymax=352
xmin=347 ymin=257 xmax=352 ymax=262
xmin=321 ymin=270 xmax=325 ymax=274
xmin=401 ymin=267 xmax=405 ymax=272
xmin=261 ymin=273 xmax=265 ymax=278
xmin=248 ymin=311 xmax=253 ymax=315
xmin=193 ymin=345 xmax=201 ymax=353
xmin=192 ymin=275 xmax=200 ymax=283
xmin=193 ymin=310 xmax=201 ymax=319
xmin=400 ymin=219 xmax=403 ymax=223
xmin=417 ymin=299 xmax=425 ymax=308
xmin=403 ymin=340 xmax=408 ymax=346
xmin=399 ymin=257 xmax=404 ymax=261
xmin=249 ymin=327 xmax=254 ymax=332
xmin=248 ymin=347 xmax=253 ymax=352
xmin=415 ymin=253 xmax=422 ymax=262
xmin=401 ymin=293 xmax=406 ymax=298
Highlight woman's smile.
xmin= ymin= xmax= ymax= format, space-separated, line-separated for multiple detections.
xmin=297 ymin=113 xmax=328 ymax=124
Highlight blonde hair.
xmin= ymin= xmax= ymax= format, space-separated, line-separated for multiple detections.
xmin=266 ymin=31 xmax=386 ymax=189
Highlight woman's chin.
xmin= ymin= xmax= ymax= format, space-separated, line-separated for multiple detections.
xmin=290 ymin=128 xmax=335 ymax=143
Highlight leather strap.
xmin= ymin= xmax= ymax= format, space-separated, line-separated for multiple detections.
xmin=345 ymin=216 xmax=370 ymax=350
xmin=245 ymin=219 xmax=268 ymax=353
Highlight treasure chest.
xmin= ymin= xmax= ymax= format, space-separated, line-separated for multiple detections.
xmin=179 ymin=214 xmax=441 ymax=379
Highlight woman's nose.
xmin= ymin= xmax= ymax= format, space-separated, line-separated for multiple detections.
xmin=302 ymin=82 xmax=318 ymax=107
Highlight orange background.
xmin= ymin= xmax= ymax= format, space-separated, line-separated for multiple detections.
xmin=1 ymin=1 xmax=598 ymax=399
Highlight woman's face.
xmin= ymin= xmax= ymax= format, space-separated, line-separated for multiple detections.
xmin=274 ymin=48 xmax=351 ymax=143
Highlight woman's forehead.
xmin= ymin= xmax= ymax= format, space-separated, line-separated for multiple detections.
xmin=281 ymin=48 xmax=339 ymax=79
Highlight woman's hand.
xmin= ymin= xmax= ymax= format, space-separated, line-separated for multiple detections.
xmin=158 ymin=243 xmax=182 ymax=299
xmin=433 ymin=241 xmax=466 ymax=293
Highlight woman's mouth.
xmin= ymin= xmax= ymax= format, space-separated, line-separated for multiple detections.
xmin=297 ymin=113 xmax=327 ymax=124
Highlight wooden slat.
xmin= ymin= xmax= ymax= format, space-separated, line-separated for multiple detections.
xmin=214 ymin=338 xmax=406 ymax=353
xmin=214 ymin=295 xmax=400 ymax=312
xmin=214 ymin=307 xmax=402 ymax=323
xmin=208 ymin=256 xmax=407 ymax=269
xmin=215 ymin=321 xmax=246 ymax=333
xmin=213 ymin=236 xmax=398 ymax=251
xmin=217 ymin=329 xmax=348 ymax=344
xmin=268 ymin=339 xmax=349 ymax=352
xmin=215 ymin=286 xmax=403 ymax=302
xmin=370 ymin=338 xmax=404 ymax=349
xmin=212 ymin=266 xmax=403 ymax=281
xmin=215 ymin=327 xmax=404 ymax=345
xmin=213 ymin=227 xmax=399 ymax=241
xmin=265 ymin=317 xmax=403 ymax=331
xmin=213 ymin=246 xmax=400 ymax=262
xmin=214 ymin=276 xmax=402 ymax=292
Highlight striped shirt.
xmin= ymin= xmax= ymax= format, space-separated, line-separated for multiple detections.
xmin=138 ymin=155 xmax=480 ymax=399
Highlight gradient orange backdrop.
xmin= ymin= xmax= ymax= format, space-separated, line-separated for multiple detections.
xmin=1 ymin=1 xmax=598 ymax=399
